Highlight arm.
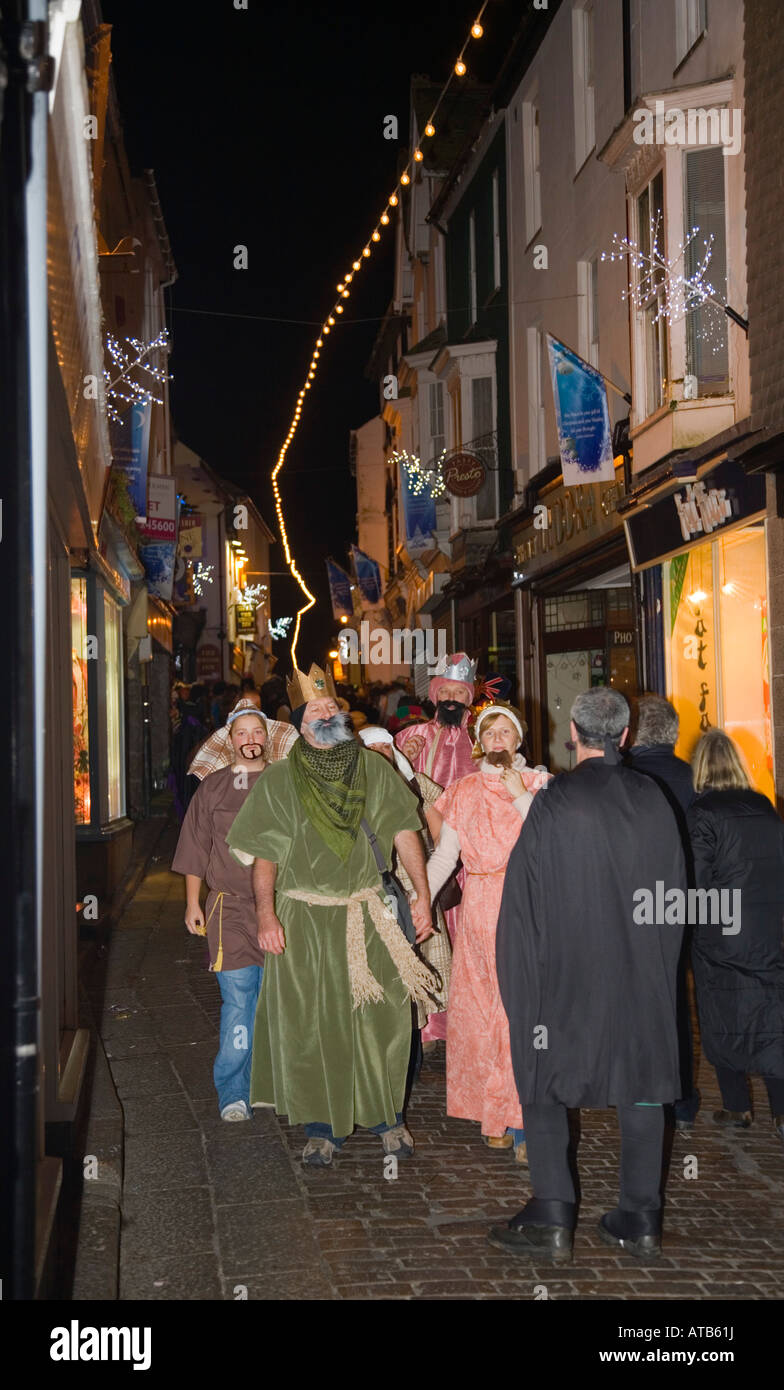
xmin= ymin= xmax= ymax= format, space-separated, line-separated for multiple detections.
xmin=426 ymin=821 xmax=461 ymax=900
xmin=394 ymin=828 xmax=433 ymax=943
xmin=184 ymin=874 xmax=205 ymax=934
xmin=425 ymin=805 xmax=442 ymax=842
xmin=252 ymin=857 xmax=286 ymax=954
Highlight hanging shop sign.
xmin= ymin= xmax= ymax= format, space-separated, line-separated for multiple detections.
xmin=236 ymin=600 xmax=258 ymax=634
xmin=196 ymin=643 xmax=221 ymax=680
xmin=624 ymin=459 xmax=766 ymax=571
xmin=138 ymin=476 xmax=178 ymax=601
xmin=442 ymin=451 xmax=487 ymax=497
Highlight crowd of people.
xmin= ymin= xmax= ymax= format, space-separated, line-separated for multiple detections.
xmin=170 ymin=654 xmax=784 ymax=1265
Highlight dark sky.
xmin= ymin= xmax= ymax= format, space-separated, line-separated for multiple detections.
xmin=102 ymin=0 xmax=520 ymax=664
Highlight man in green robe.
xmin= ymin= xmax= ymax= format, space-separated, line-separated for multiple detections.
xmin=226 ymin=691 xmax=435 ymax=1166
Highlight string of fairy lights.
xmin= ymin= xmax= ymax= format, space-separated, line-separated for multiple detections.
xmin=272 ymin=4 xmax=490 ymax=669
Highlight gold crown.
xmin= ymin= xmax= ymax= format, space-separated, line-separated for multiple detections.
xmin=286 ymin=662 xmax=337 ymax=708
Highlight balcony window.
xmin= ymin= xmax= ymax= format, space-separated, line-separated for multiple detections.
xmin=635 ymin=170 xmax=669 ymax=417
xmin=684 ymin=147 xmax=729 ymax=397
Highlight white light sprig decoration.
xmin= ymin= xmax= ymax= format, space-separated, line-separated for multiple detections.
xmin=104 ymin=329 xmax=171 ymax=423
xmin=392 ymin=449 xmax=447 ymax=499
xmin=191 ymin=561 xmax=214 ymax=596
xmin=269 ymin=616 xmax=294 ymax=640
xmin=602 ymin=216 xmax=723 ymax=327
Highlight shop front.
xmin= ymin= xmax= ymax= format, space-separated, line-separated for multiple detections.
xmin=507 ymin=461 xmax=634 ymax=771
xmin=622 ymin=457 xmax=771 ymax=800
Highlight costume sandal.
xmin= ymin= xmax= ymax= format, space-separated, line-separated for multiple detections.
xmin=302 ymin=1137 xmax=337 ymax=1167
xmin=514 ymin=1141 xmax=529 ymax=1168
xmin=483 ymin=1134 xmax=514 ymax=1150
xmin=380 ymin=1124 xmax=414 ymax=1157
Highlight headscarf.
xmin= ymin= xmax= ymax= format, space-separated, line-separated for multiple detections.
xmin=358 ymin=725 xmax=416 ymax=782
xmin=474 ymin=703 xmax=527 ymax=746
xmin=187 ymin=696 xmax=297 ymax=780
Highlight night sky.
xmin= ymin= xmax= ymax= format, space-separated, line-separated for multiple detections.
xmin=102 ymin=0 xmax=521 ymax=663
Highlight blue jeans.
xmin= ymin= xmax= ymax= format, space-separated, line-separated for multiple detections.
xmin=304 ymin=1112 xmax=404 ymax=1148
xmin=214 ymin=964 xmax=263 ymax=1112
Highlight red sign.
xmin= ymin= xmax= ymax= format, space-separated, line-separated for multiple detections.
xmin=442 ymin=452 xmax=486 ymax=497
xmin=139 ymin=476 xmax=177 ymax=542
xmin=196 ymin=643 xmax=221 ymax=679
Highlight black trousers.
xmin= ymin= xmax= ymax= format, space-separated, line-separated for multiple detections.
xmin=524 ymin=1102 xmax=664 ymax=1211
xmin=714 ymin=1066 xmax=784 ymax=1116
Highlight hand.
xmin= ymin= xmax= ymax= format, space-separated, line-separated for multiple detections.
xmin=402 ymin=734 xmax=425 ymax=762
xmin=501 ymin=768 xmax=525 ymax=799
xmin=410 ymin=894 xmax=433 ymax=943
xmin=184 ymin=904 xmax=205 ymax=935
xmin=257 ymin=916 xmax=286 ymax=954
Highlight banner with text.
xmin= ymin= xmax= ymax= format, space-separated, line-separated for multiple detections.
xmin=547 ymin=335 xmax=615 ymax=486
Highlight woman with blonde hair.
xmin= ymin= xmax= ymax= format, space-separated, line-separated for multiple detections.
xmin=688 ymin=728 xmax=784 ymax=1143
xmin=425 ymin=704 xmax=550 ymax=1164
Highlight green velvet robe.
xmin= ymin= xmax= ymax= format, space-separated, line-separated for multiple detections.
xmin=226 ymin=749 xmax=422 ymax=1136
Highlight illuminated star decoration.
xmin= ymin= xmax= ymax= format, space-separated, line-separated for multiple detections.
xmin=269 ymin=616 xmax=294 ymax=640
xmin=602 ymin=217 xmax=728 ymax=348
xmin=104 ymin=329 xmax=171 ymax=422
xmin=191 ymin=562 xmax=214 ymax=596
xmin=392 ymin=449 xmax=447 ymax=499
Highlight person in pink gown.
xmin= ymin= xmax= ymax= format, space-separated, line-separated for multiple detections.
xmin=394 ymin=654 xmax=478 ymax=1043
xmin=426 ymin=704 xmax=550 ymax=1164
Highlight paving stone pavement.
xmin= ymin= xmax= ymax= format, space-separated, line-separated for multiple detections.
xmin=81 ymin=823 xmax=784 ymax=1302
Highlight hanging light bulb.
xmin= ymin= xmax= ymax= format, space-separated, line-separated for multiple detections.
xmin=389 ymin=193 xmax=398 ymax=207
xmin=342 ymin=288 xmax=350 ymax=296
xmin=328 ymin=315 xmax=335 ymax=324
xmin=425 ymin=121 xmax=435 ymax=138
xmin=335 ymin=304 xmax=344 ymax=313
xmin=455 ymin=58 xmax=466 ymax=76
xmin=316 ymin=338 xmax=323 ymax=347
xmin=471 ymin=21 xmax=483 ymax=38
xmin=371 ymin=230 xmax=380 ymax=242
xmin=380 ymin=212 xmax=389 ymax=225
xmin=413 ymin=148 xmax=423 ymax=162
xmin=353 ymin=259 xmax=361 ymax=270
xmin=401 ymin=171 xmax=410 ymax=185
xmin=362 ymin=246 xmax=371 ymax=257
xmin=345 ymin=272 xmax=353 ymax=282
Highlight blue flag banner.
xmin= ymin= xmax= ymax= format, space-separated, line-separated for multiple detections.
xmin=351 ymin=546 xmax=382 ymax=605
xmin=546 ymin=335 xmax=615 ymax=486
xmin=109 ymin=398 xmax=152 ymax=518
xmin=326 ymin=559 xmax=354 ymax=619
xmin=399 ymin=463 xmax=437 ymax=555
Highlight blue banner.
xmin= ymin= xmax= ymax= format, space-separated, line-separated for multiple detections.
xmin=399 ymin=465 xmax=436 ymax=555
xmin=109 ymin=398 xmax=152 ymax=517
xmin=351 ymin=546 xmax=382 ymax=605
xmin=326 ymin=559 xmax=354 ymax=620
xmin=546 ymin=335 xmax=615 ymax=486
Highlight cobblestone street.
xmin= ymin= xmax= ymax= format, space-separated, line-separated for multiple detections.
xmin=79 ymin=823 xmax=784 ymax=1303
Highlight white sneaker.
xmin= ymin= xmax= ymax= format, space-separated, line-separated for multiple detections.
xmin=221 ymin=1100 xmax=251 ymax=1122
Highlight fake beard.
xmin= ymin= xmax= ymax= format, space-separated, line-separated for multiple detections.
xmin=484 ymin=749 xmax=513 ymax=768
xmin=238 ymin=742 xmax=265 ymax=760
xmin=310 ymin=713 xmax=355 ymax=746
xmin=436 ymin=699 xmax=466 ymax=727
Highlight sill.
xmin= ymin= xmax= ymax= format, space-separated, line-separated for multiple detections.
xmin=524 ymin=226 xmax=543 ymax=254
xmin=631 ymin=393 xmax=736 ymax=438
xmin=673 ymin=30 xmax=706 ymax=79
xmin=75 ymin=816 xmax=134 ymax=842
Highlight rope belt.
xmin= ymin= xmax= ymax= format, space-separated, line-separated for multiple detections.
xmin=204 ymin=889 xmax=236 ymax=973
xmin=283 ymin=885 xmax=437 ymax=1011
xmin=465 ymin=868 xmax=506 ymax=877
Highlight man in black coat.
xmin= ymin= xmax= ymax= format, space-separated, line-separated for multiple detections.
xmin=627 ymin=695 xmax=699 ymax=1132
xmin=491 ymin=688 xmax=687 ymax=1263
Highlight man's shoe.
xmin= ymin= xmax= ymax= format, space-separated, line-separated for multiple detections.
xmin=220 ymin=1100 xmax=251 ymax=1122
xmin=712 ymin=1108 xmax=752 ymax=1129
xmin=381 ymin=1124 xmax=414 ymax=1158
xmin=598 ymin=1210 xmax=661 ymax=1260
xmin=487 ymin=1199 xmax=575 ymax=1265
xmin=514 ymin=1141 xmax=529 ymax=1168
xmin=302 ymin=1137 xmax=337 ymax=1167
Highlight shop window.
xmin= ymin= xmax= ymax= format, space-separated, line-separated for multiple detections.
xmin=544 ymin=591 xmax=604 ymax=632
xmin=684 ymin=147 xmax=729 ymax=397
xmin=635 ymin=170 xmax=669 ymax=418
xmin=665 ymin=526 xmax=773 ymax=801
xmin=71 ymin=577 xmax=91 ymax=825
xmin=104 ymin=591 xmax=126 ymax=821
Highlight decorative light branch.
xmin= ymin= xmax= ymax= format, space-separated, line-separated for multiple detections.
xmin=104 ymin=329 xmax=171 ymax=422
xmin=191 ymin=561 xmax=214 ymax=596
xmin=602 ymin=216 xmax=748 ymax=335
xmin=392 ymin=448 xmax=447 ymax=499
xmin=269 ymin=616 xmax=294 ymax=640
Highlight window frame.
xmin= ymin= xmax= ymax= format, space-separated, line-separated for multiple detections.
xmin=572 ymin=1 xmax=596 ymax=172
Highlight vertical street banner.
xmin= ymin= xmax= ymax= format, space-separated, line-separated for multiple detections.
xmin=138 ymin=475 xmax=178 ymax=600
xmin=399 ymin=463 xmax=436 ymax=554
xmin=109 ymin=398 xmax=152 ymax=518
xmin=326 ymin=559 xmax=354 ymax=620
xmin=350 ymin=545 xmax=382 ymax=605
xmin=546 ymin=335 xmax=615 ymax=485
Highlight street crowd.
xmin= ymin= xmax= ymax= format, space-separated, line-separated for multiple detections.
xmin=169 ymin=655 xmax=784 ymax=1264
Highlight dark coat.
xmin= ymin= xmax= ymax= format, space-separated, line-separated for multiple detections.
xmin=687 ymin=788 xmax=784 ymax=1077
xmin=496 ymin=758 xmax=687 ymax=1108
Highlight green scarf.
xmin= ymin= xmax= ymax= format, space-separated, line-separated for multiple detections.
xmin=288 ymin=735 xmax=367 ymax=862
